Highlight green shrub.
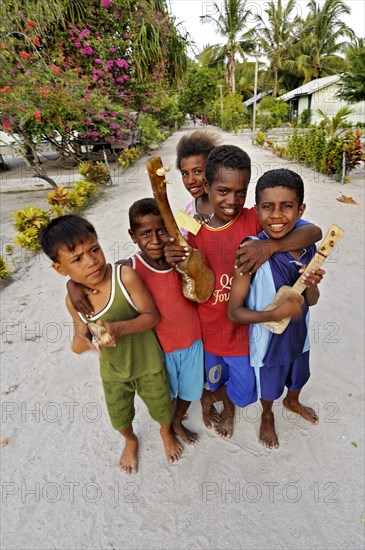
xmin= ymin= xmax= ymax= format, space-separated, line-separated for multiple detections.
xmin=118 ymin=147 xmax=141 ymax=169
xmin=0 ymin=256 xmax=11 ymax=279
xmin=47 ymin=186 xmax=70 ymax=206
xmin=12 ymin=206 xmax=51 ymax=233
xmin=68 ymin=179 xmax=97 ymax=210
xmin=79 ymin=161 xmax=110 ymax=185
xmin=284 ymin=125 xmax=364 ymax=180
xmin=138 ymin=113 xmax=165 ymax=148
xmin=255 ymin=131 xmax=266 ymax=146
xmin=257 ymin=97 xmax=289 ymax=130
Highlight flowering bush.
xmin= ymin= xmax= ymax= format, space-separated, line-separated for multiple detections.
xmin=0 ymin=1 xmax=188 ymax=186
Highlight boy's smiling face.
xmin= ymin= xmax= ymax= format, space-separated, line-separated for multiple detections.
xmin=180 ymin=154 xmax=206 ymax=199
xmin=52 ymin=236 xmax=107 ymax=286
xmin=256 ymin=186 xmax=306 ymax=239
xmin=205 ymin=167 xmax=249 ymax=227
xmin=129 ymin=214 xmax=169 ymax=266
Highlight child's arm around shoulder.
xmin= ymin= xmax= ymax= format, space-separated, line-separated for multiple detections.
xmin=236 ymin=222 xmax=323 ymax=275
xmin=65 ymin=295 xmax=98 ymax=355
xmin=98 ymin=265 xmax=159 ymax=345
xmin=67 ymin=258 xmax=133 ymax=317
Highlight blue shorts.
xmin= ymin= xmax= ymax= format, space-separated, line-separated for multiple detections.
xmin=164 ymin=339 xmax=204 ymax=402
xmin=204 ymin=352 xmax=257 ymax=408
xmin=260 ymin=351 xmax=310 ymax=401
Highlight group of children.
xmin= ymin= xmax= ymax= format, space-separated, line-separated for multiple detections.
xmin=40 ymin=131 xmax=325 ymax=474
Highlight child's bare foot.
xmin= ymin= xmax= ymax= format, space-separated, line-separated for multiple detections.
xmin=172 ymin=420 xmax=199 ymax=445
xmin=201 ymin=389 xmax=220 ymax=429
xmin=160 ymin=425 xmax=184 ymax=464
xmin=119 ymin=435 xmax=138 ymax=474
xmin=283 ymin=398 xmax=319 ymax=424
xmin=215 ymin=401 xmax=235 ymax=439
xmin=260 ymin=412 xmax=279 ymax=448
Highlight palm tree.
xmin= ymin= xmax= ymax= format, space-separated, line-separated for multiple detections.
xmin=316 ymin=106 xmax=354 ymax=138
xmin=284 ymin=0 xmax=354 ymax=84
xmin=254 ymin=0 xmax=297 ymax=97
xmin=337 ymin=38 xmax=365 ymax=103
xmin=200 ymin=0 xmax=254 ymax=92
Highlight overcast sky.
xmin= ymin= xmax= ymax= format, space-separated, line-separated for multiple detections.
xmin=169 ymin=0 xmax=365 ymax=56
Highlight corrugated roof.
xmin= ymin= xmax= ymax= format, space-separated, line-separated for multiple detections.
xmin=279 ymin=75 xmax=341 ymax=101
xmin=244 ymin=91 xmax=270 ymax=107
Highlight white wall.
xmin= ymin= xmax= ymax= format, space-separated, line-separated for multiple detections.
xmin=310 ymin=84 xmax=365 ymax=125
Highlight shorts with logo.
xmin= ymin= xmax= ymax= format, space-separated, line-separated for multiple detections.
xmin=102 ymin=368 xmax=172 ymax=431
xmin=204 ymin=352 xmax=257 ymax=407
xmin=164 ymin=339 xmax=204 ymax=401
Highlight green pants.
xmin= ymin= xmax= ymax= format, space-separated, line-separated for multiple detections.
xmin=102 ymin=368 xmax=172 ymax=431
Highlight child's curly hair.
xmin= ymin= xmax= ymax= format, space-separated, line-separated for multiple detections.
xmin=176 ymin=130 xmax=221 ymax=170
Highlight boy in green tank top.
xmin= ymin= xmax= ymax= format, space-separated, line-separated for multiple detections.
xmin=40 ymin=215 xmax=183 ymax=474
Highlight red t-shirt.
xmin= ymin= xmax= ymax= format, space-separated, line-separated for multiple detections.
xmin=132 ymin=254 xmax=201 ymax=353
xmin=188 ymin=208 xmax=261 ymax=356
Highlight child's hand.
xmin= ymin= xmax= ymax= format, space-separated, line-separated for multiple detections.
xmin=235 ymin=240 xmax=274 ymax=275
xmin=164 ymin=238 xmax=190 ymax=266
xmin=193 ymin=213 xmax=211 ymax=225
xmin=273 ymin=293 xmax=304 ymax=322
xmin=93 ymin=320 xmax=117 ymax=348
xmin=299 ymin=266 xmax=325 ymax=287
xmin=67 ymin=279 xmax=97 ymax=317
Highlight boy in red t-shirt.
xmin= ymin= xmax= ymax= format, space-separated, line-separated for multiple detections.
xmin=165 ymin=145 xmax=322 ymax=439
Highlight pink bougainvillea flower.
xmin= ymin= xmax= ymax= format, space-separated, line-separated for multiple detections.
xmin=19 ymin=50 xmax=31 ymax=60
xmin=101 ymin=0 xmax=111 ymax=8
xmin=115 ymin=59 xmax=128 ymax=69
xmin=124 ymin=33 xmax=131 ymax=39
xmin=34 ymin=109 xmax=42 ymax=122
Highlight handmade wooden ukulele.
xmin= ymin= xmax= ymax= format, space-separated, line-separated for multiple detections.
xmin=146 ymin=156 xmax=215 ymax=303
xmin=260 ymin=224 xmax=345 ymax=334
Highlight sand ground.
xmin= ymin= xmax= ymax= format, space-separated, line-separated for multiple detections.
xmin=1 ymin=125 xmax=364 ymax=550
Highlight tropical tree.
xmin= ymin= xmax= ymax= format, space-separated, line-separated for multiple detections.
xmin=284 ymin=0 xmax=354 ymax=84
xmin=337 ymin=38 xmax=365 ymax=103
xmin=200 ymin=0 xmax=255 ymax=92
xmin=0 ymin=0 xmax=189 ymax=186
xmin=178 ymin=64 xmax=218 ymax=116
xmin=254 ymin=0 xmax=298 ymax=97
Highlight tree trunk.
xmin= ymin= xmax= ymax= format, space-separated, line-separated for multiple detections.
xmin=23 ymin=138 xmax=58 ymax=188
xmin=226 ymin=46 xmax=236 ymax=93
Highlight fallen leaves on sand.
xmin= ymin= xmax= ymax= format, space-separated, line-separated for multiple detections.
xmin=351 ymin=441 xmax=358 ymax=447
xmin=336 ymin=195 xmax=358 ymax=205
xmin=1 ymin=438 xmax=10 ymax=447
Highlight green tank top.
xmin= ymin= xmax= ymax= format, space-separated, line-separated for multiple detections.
xmin=82 ymin=264 xmax=164 ymax=381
